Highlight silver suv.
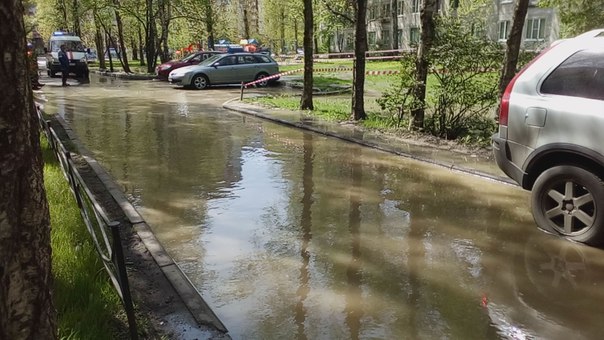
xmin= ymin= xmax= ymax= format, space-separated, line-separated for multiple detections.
xmin=493 ymin=29 xmax=604 ymax=245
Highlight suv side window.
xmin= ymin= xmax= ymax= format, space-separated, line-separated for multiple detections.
xmin=541 ymin=49 xmax=604 ymax=101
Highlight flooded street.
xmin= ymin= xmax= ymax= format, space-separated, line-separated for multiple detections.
xmin=43 ymin=75 xmax=604 ymax=339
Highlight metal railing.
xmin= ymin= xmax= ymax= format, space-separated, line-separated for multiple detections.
xmin=37 ymin=109 xmax=138 ymax=339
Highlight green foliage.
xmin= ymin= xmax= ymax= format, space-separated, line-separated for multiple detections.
xmin=540 ymin=0 xmax=604 ymax=36
xmin=378 ymin=17 xmax=501 ymax=141
xmin=425 ymin=17 xmax=502 ymax=140
xmin=376 ymin=54 xmax=422 ymax=128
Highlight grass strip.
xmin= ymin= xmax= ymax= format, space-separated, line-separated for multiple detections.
xmin=42 ymin=137 xmax=128 ymax=339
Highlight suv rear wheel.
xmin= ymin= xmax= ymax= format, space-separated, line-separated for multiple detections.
xmin=531 ymin=165 xmax=604 ymax=245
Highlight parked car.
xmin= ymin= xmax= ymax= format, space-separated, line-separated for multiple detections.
xmin=85 ymin=48 xmax=98 ymax=64
xmin=168 ymin=53 xmax=280 ymax=90
xmin=156 ymin=51 xmax=223 ymax=81
xmin=104 ymin=48 xmax=119 ymax=60
xmin=492 ymin=29 xmax=604 ymax=245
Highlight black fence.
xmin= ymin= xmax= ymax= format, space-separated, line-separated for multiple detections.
xmin=37 ymin=109 xmax=138 ymax=339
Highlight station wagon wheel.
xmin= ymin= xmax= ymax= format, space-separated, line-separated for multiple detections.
xmin=254 ymin=72 xmax=269 ymax=87
xmin=531 ymin=165 xmax=604 ymax=245
xmin=191 ymin=74 xmax=209 ymax=90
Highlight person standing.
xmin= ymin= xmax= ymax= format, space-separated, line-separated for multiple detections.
xmin=58 ymin=44 xmax=70 ymax=86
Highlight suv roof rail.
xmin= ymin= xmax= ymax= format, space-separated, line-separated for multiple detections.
xmin=574 ymin=29 xmax=604 ymax=39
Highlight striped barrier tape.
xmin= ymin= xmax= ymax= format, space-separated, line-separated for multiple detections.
xmin=244 ymin=68 xmax=303 ymax=87
xmin=365 ymin=70 xmax=401 ymax=76
xmin=243 ymin=67 xmax=401 ymax=87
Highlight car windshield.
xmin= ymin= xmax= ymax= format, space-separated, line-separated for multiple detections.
xmin=198 ymin=54 xmax=222 ymax=66
xmin=181 ymin=53 xmax=199 ymax=62
xmin=50 ymin=40 xmax=85 ymax=52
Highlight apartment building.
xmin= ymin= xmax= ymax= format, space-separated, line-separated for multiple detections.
xmin=493 ymin=0 xmax=559 ymax=50
xmin=366 ymin=0 xmax=448 ymax=50
xmin=330 ymin=0 xmax=558 ymax=52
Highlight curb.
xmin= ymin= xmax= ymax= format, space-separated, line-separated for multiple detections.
xmin=92 ymin=69 xmax=157 ymax=80
xmin=52 ymin=114 xmax=229 ymax=336
xmin=222 ymin=99 xmax=517 ymax=186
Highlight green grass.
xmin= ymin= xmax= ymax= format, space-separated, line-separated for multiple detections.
xmin=278 ymin=59 xmax=401 ymax=73
xmin=249 ymin=95 xmax=385 ymax=123
xmin=42 ymin=138 xmax=127 ymax=339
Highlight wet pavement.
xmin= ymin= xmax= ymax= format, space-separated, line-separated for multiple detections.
xmin=39 ymin=74 xmax=604 ymax=340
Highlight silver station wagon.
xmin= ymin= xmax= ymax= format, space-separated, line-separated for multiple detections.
xmin=168 ymin=52 xmax=280 ymax=89
xmin=493 ymin=29 xmax=604 ymax=245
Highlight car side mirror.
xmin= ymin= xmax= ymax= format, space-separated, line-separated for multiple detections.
xmin=213 ymin=62 xmax=220 ymax=67
xmin=86 ymin=48 xmax=91 ymax=54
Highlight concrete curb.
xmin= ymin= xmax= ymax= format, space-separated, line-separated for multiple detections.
xmin=222 ymin=99 xmax=517 ymax=186
xmin=53 ymin=114 xmax=229 ymax=336
xmin=92 ymin=69 xmax=157 ymax=80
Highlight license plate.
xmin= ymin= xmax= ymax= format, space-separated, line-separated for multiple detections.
xmin=69 ymin=62 xmax=75 ymax=66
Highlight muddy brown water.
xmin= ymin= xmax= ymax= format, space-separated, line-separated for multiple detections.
xmin=42 ymin=75 xmax=604 ymax=339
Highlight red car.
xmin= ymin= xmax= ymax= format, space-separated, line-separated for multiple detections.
xmin=156 ymin=51 xmax=222 ymax=81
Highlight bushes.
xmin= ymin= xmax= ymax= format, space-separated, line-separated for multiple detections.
xmin=378 ymin=17 xmax=503 ymax=145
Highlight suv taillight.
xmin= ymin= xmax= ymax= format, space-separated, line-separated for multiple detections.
xmin=499 ymin=82 xmax=513 ymax=126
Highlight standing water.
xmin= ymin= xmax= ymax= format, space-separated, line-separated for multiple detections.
xmin=44 ymin=76 xmax=604 ymax=339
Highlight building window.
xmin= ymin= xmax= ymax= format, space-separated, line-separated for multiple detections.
xmin=526 ymin=18 xmax=545 ymax=40
xmin=368 ymin=6 xmax=376 ymax=20
xmin=398 ymin=28 xmax=403 ymax=47
xmin=368 ymin=31 xmax=377 ymax=47
xmin=410 ymin=27 xmax=420 ymax=44
xmin=498 ymin=20 xmax=510 ymax=41
xmin=382 ymin=3 xmax=391 ymax=15
xmin=412 ymin=0 xmax=421 ymax=13
xmin=397 ymin=0 xmax=404 ymax=15
xmin=382 ymin=29 xmax=391 ymax=46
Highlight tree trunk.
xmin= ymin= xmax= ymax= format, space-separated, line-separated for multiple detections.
xmin=280 ymin=7 xmax=286 ymax=53
xmin=243 ymin=9 xmax=250 ymax=38
xmin=294 ymin=20 xmax=299 ymax=51
xmin=300 ymin=0 xmax=314 ymax=110
xmin=58 ymin=0 xmax=68 ymax=30
xmin=131 ymin=37 xmax=138 ymax=60
xmin=410 ymin=0 xmax=437 ymax=130
xmin=157 ymin=0 xmax=171 ymax=62
xmin=204 ymin=0 xmax=215 ymax=50
xmin=145 ymin=0 xmax=158 ymax=73
xmin=253 ymin=0 xmax=260 ymax=34
xmin=0 ymin=1 xmax=56 ymax=338
xmin=114 ymin=7 xmax=132 ymax=73
xmin=94 ymin=18 xmax=106 ymax=70
xmin=498 ymin=0 xmax=529 ymax=95
xmin=106 ymin=32 xmax=115 ymax=72
xmin=138 ymin=27 xmax=146 ymax=66
xmin=390 ymin=0 xmax=399 ymax=50
xmin=351 ymin=0 xmax=368 ymax=121
xmin=72 ymin=0 xmax=81 ymax=36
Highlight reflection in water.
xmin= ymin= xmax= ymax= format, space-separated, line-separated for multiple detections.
xmin=295 ymin=134 xmax=313 ymax=340
xmin=345 ymin=149 xmax=362 ymax=340
xmin=42 ymin=78 xmax=604 ymax=339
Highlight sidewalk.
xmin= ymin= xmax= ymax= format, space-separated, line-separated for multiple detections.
xmin=223 ymin=99 xmax=515 ymax=185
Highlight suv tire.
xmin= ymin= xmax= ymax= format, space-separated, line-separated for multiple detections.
xmin=531 ymin=165 xmax=604 ymax=245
